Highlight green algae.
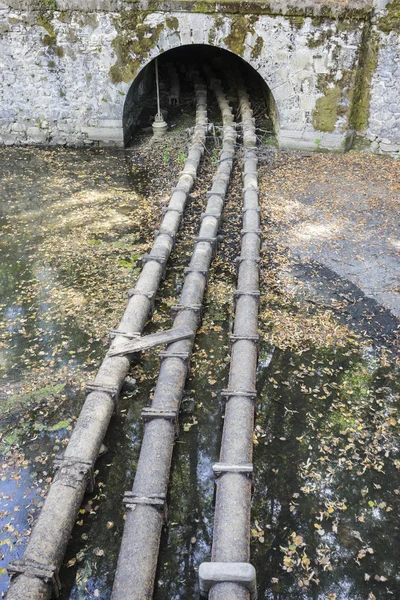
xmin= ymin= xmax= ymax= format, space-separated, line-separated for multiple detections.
xmin=312 ymin=86 xmax=341 ymax=132
xmin=349 ymin=26 xmax=379 ymax=132
xmin=1 ymin=384 xmax=65 ymax=418
xmin=110 ymin=10 xmax=164 ymax=84
xmin=250 ymin=35 xmax=264 ymax=59
xmin=224 ymin=14 xmax=258 ymax=56
xmin=208 ymin=15 xmax=224 ymax=45
xmin=379 ymin=0 xmax=400 ymax=33
xmin=166 ymin=16 xmax=179 ymax=29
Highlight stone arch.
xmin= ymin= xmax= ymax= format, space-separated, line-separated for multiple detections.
xmin=121 ymin=42 xmax=278 ymax=146
xmin=87 ymin=12 xmax=358 ymax=151
xmin=96 ymin=13 xmax=291 ymax=146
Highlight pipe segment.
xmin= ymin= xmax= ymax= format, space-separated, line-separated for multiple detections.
xmin=205 ymin=82 xmax=261 ymax=600
xmin=111 ymin=76 xmax=237 ymax=600
xmin=5 ymin=75 xmax=208 ymax=600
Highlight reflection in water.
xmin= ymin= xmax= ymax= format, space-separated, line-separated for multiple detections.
xmin=253 ymin=344 xmax=400 ymax=600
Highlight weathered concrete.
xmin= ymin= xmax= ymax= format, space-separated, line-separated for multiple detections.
xmin=0 ymin=0 xmax=399 ymax=153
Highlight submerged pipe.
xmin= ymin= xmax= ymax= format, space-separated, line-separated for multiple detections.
xmin=111 ymin=74 xmax=237 ymax=600
xmin=5 ymin=75 xmax=208 ymax=600
xmin=201 ymin=81 xmax=260 ymax=600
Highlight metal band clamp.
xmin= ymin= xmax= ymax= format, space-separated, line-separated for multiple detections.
xmin=141 ymin=254 xmax=167 ymax=278
xmin=212 ymin=462 xmax=253 ymax=477
xmin=171 ymin=303 xmax=202 ymax=320
xmin=199 ymin=562 xmax=257 ymax=599
xmin=8 ymin=559 xmax=61 ymax=597
xmin=53 ymin=455 xmax=96 ymax=492
xmin=221 ymin=389 xmax=257 ymax=404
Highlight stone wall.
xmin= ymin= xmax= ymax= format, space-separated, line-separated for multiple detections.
xmin=367 ymin=29 xmax=400 ymax=155
xmin=0 ymin=0 xmax=399 ymax=154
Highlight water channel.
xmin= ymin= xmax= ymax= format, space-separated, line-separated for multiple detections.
xmin=0 ymin=133 xmax=399 ymax=600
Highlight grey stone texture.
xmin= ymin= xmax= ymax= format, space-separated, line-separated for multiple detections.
xmin=0 ymin=0 xmax=399 ymax=153
xmin=367 ymin=30 xmax=400 ymax=156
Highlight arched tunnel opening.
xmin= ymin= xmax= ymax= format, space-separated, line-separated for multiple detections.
xmin=123 ymin=44 xmax=277 ymax=147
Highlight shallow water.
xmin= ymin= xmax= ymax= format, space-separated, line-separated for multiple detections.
xmin=0 ymin=146 xmax=399 ymax=600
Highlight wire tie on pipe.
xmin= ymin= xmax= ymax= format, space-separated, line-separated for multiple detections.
xmin=221 ymin=389 xmax=257 ymax=406
xmin=199 ymin=562 xmax=257 ymax=600
xmin=127 ymin=288 xmax=156 ymax=315
xmin=159 ymin=349 xmax=190 ymax=363
xmin=241 ymin=229 xmax=262 ymax=237
xmin=8 ymin=558 xmax=61 ymax=597
xmin=158 ymin=349 xmax=192 ymax=377
xmin=141 ymin=254 xmax=167 ymax=279
xmin=201 ymin=211 xmax=221 ymax=222
xmin=109 ymin=329 xmax=141 ymax=341
xmin=235 ymin=257 xmax=260 ymax=277
xmin=172 ymin=186 xmax=190 ymax=193
xmin=243 ymin=186 xmax=259 ymax=193
xmin=183 ymin=267 xmax=209 ymax=286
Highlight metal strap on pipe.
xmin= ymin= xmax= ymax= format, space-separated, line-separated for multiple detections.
xmin=154 ymin=228 xmax=176 ymax=247
xmin=123 ymin=491 xmax=166 ymax=510
xmin=141 ymin=254 xmax=168 ymax=278
xmin=212 ymin=463 xmax=253 ymax=476
xmin=8 ymin=560 xmax=61 ymax=598
xmin=230 ymin=333 xmax=260 ymax=343
xmin=171 ymin=303 xmax=203 ymax=319
xmin=85 ymin=382 xmax=119 ymax=411
xmin=199 ymin=563 xmax=257 ymax=600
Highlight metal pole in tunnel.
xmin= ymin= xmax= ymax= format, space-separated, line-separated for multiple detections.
xmin=152 ymin=56 xmax=168 ymax=136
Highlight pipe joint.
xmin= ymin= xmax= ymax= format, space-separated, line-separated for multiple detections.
xmin=141 ymin=254 xmax=168 ymax=279
xmin=53 ymin=455 xmax=96 ymax=492
xmin=123 ymin=491 xmax=166 ymax=515
xmin=127 ymin=288 xmax=156 ymax=314
xmin=8 ymin=559 xmax=61 ymax=598
xmin=85 ymin=382 xmax=119 ymax=412
xmin=199 ymin=562 xmax=257 ymax=600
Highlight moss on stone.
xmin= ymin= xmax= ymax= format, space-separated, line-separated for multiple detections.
xmin=312 ymin=86 xmax=341 ymax=132
xmin=379 ymin=0 xmax=400 ymax=33
xmin=166 ymin=16 xmax=179 ymax=29
xmin=32 ymin=0 xmax=57 ymax=10
xmin=208 ymin=15 xmax=224 ymax=45
xmin=349 ymin=26 xmax=379 ymax=132
xmin=110 ymin=10 xmax=164 ymax=84
xmin=37 ymin=14 xmax=56 ymax=40
xmin=250 ymin=35 xmax=264 ymax=59
xmin=224 ymin=14 xmax=258 ymax=56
